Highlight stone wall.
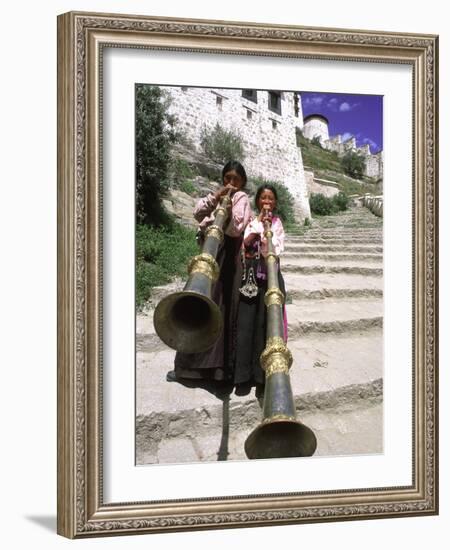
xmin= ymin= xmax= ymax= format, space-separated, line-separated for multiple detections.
xmin=162 ymin=86 xmax=311 ymax=220
xmin=304 ymin=170 xmax=339 ymax=198
xmin=362 ymin=194 xmax=383 ymax=217
xmin=365 ymin=151 xmax=383 ymax=179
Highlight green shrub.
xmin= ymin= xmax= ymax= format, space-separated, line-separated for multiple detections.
xmin=309 ymin=192 xmax=350 ymax=216
xmin=169 ymin=157 xmax=195 ymax=184
xmin=341 ymin=151 xmax=366 ymax=179
xmin=309 ymin=193 xmax=335 ymax=216
xmin=136 ymin=223 xmax=198 ymax=308
xmin=311 ymin=136 xmax=322 ymax=148
xmin=200 ymin=123 xmax=245 ymax=164
xmin=250 ymin=177 xmax=296 ymax=225
xmin=332 ymin=191 xmax=350 ymax=211
xmin=179 ymin=180 xmax=197 ymax=196
xmin=295 ymin=127 xmax=304 ymax=147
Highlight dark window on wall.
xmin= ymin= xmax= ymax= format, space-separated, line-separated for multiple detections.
xmin=246 ymin=109 xmax=253 ymax=120
xmin=268 ymin=91 xmax=282 ymax=115
xmin=294 ymin=92 xmax=300 ymax=117
xmin=242 ymin=89 xmax=257 ymax=103
xmin=216 ymin=96 xmax=223 ymax=110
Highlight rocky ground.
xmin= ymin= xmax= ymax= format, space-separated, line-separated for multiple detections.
xmin=136 ymin=205 xmax=383 ymax=465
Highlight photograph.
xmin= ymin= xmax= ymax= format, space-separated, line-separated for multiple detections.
xmin=135 ymin=84 xmax=384 ymax=465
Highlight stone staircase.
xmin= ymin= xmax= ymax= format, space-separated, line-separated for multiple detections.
xmin=136 ymin=205 xmax=383 ymax=465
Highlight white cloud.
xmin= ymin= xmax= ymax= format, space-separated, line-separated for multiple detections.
xmin=327 ymin=98 xmax=339 ymax=111
xmin=339 ymin=101 xmax=361 ymax=113
xmin=342 ymin=132 xmax=353 ymax=142
xmin=303 ymin=95 xmax=324 ymax=107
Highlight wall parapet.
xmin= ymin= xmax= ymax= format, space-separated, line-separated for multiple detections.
xmin=361 ymin=194 xmax=383 ymax=217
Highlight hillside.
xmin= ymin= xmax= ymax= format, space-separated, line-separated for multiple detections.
xmin=297 ymin=132 xmax=383 ymax=196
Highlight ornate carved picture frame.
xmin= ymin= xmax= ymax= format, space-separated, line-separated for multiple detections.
xmin=57 ymin=11 xmax=438 ymax=538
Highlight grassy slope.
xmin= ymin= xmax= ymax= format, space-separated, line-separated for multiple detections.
xmin=297 ymin=133 xmax=383 ymax=196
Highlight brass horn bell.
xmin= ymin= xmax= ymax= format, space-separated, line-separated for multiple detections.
xmin=153 ymin=252 xmax=223 ymax=354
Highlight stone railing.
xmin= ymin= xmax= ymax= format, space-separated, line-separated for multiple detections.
xmin=361 ymin=194 xmax=383 ymax=217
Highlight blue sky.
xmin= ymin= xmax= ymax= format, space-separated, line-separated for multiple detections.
xmin=300 ymin=91 xmax=383 ymax=154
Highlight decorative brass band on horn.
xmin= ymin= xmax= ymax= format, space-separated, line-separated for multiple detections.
xmin=264 ymin=356 xmax=291 ymax=377
xmin=260 ymin=336 xmax=293 ymax=377
xmin=214 ymin=206 xmax=228 ymax=217
xmin=187 ymin=253 xmax=220 ymax=282
xmin=204 ymin=224 xmax=224 ymax=244
xmin=261 ymin=414 xmax=296 ymax=424
xmin=264 ymin=287 xmax=285 ymax=307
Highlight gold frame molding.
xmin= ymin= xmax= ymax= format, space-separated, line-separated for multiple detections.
xmin=57 ymin=11 xmax=439 ymax=538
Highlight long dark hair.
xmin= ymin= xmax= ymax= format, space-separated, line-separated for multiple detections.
xmin=255 ymin=184 xmax=278 ymax=212
xmin=222 ymin=160 xmax=247 ymax=188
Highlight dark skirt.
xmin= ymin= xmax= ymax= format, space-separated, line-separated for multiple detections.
xmin=172 ymin=239 xmax=286 ymax=396
xmin=232 ymin=256 xmax=286 ymax=391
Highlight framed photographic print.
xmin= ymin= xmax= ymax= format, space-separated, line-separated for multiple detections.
xmin=57 ymin=11 xmax=438 ymax=538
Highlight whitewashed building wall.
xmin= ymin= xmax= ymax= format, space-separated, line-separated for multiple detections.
xmin=161 ymin=86 xmax=311 ymax=220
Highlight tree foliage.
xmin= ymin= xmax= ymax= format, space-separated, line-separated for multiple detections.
xmin=135 ymin=85 xmax=177 ymax=226
xmin=200 ymin=123 xmax=245 ymax=164
xmin=311 ymin=135 xmax=323 ymax=148
xmin=341 ymin=151 xmax=366 ymax=179
xmin=250 ymin=177 xmax=296 ymax=225
xmin=309 ymin=192 xmax=350 ymax=216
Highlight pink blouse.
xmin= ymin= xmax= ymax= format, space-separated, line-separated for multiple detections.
xmin=244 ymin=215 xmax=285 ymax=257
xmin=194 ymin=191 xmax=252 ymax=237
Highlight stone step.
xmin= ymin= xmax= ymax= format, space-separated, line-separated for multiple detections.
xmin=287 ymin=288 xmax=383 ymax=300
xmin=310 ymin=223 xmax=383 ymax=227
xmin=286 ymin=297 xmax=382 ymax=326
xmin=309 ymin=219 xmax=382 ymax=226
xmin=282 ymin=264 xmax=383 ymax=276
xmin=300 ymin=226 xmax=382 ymax=232
xmin=136 ymin=330 xmax=383 ymax=464
xmin=137 ymin=297 xmax=383 ymax=353
xmin=282 ymin=254 xmax=382 ymax=265
xmin=286 ymin=237 xmax=383 ymax=246
xmin=300 ymin=235 xmax=382 ymax=241
xmin=310 ymin=217 xmax=382 ymax=223
xmin=137 ymin=390 xmax=383 ymax=464
xmin=144 ymin=262 xmax=384 ymax=309
xmin=283 ymin=271 xmax=383 ymax=294
xmin=284 ymin=244 xmax=383 ymax=253
xmin=137 ymin=313 xmax=382 ymax=354
xmin=136 ymin=328 xmax=383 ymax=415
xmin=289 ymin=237 xmax=383 ymax=245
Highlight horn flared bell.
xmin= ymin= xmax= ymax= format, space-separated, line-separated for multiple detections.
xmin=154 ymin=289 xmax=222 ymax=354
xmin=245 ymin=418 xmax=317 ymax=459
